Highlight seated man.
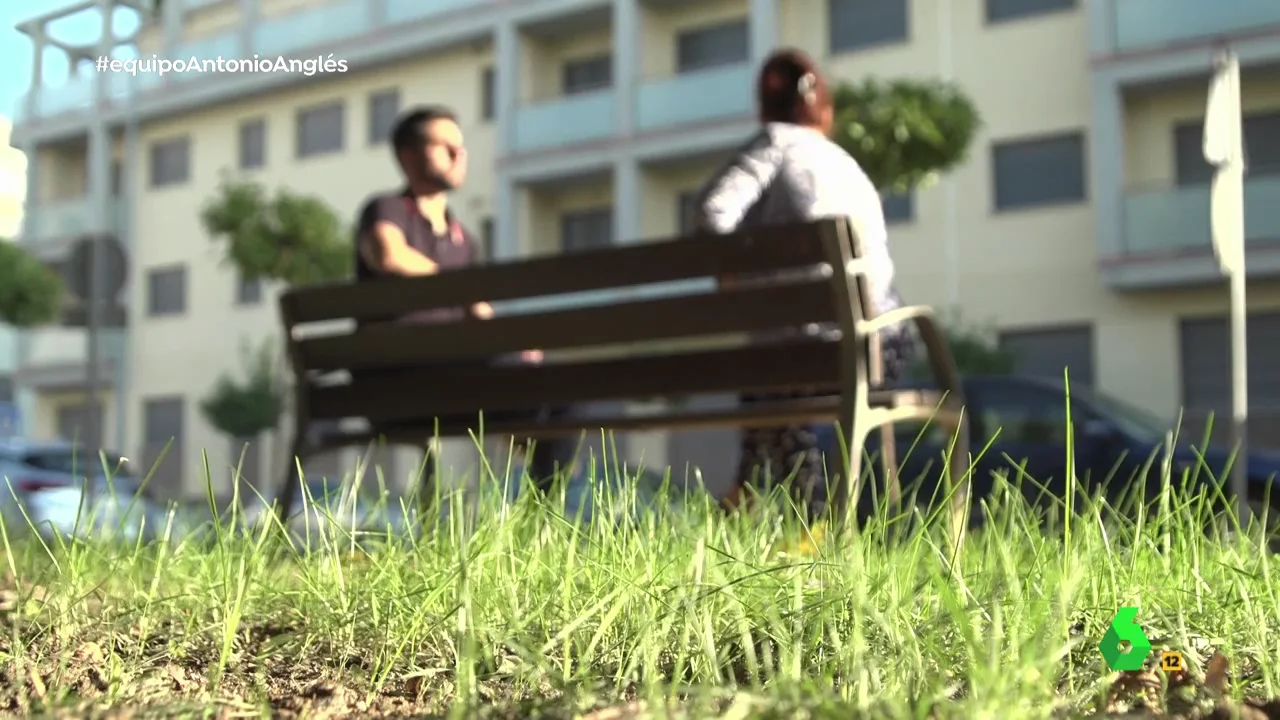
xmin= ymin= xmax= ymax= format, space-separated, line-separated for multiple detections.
xmin=356 ymin=105 xmax=568 ymax=492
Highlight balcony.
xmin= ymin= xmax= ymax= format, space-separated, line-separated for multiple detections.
xmin=513 ymin=90 xmax=617 ymax=152
xmin=1105 ymin=0 xmax=1280 ymax=54
xmin=22 ymin=197 xmax=126 ymax=243
xmin=15 ymin=327 xmax=125 ymax=391
xmin=636 ymin=62 xmax=753 ymax=131
xmin=1104 ymin=176 xmax=1280 ymax=288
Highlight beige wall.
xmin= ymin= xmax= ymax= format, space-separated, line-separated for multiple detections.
xmin=523 ymin=31 xmax=613 ymax=103
xmin=27 ymin=389 xmax=116 ymax=442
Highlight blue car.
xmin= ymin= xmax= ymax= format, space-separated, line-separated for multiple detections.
xmin=840 ymin=375 xmax=1280 ymax=519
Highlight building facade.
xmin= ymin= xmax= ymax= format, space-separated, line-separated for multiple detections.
xmin=10 ymin=0 xmax=1280 ymax=499
xmin=0 ymin=116 xmax=27 ymax=416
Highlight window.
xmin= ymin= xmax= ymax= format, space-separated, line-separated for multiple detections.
xmin=882 ymin=192 xmax=914 ymax=224
xmin=985 ymin=0 xmax=1076 ymax=23
xmin=368 ymin=89 xmax=400 ymax=145
xmin=143 ymin=397 xmax=184 ymax=495
xmin=480 ymin=217 xmax=495 ymax=260
xmin=235 ymin=273 xmax=262 ymax=305
xmin=481 ymin=67 xmax=496 ymax=121
xmin=147 ymin=265 xmax=187 ymax=316
xmin=238 ymin=118 xmax=266 ymax=169
xmin=296 ymin=101 xmax=345 ymax=158
xmin=1000 ymin=325 xmax=1095 ymax=387
xmin=560 ymin=207 xmax=613 ymax=252
xmin=1180 ymin=314 xmax=1280 ymax=448
xmin=148 ymin=137 xmax=190 ymax=187
xmin=676 ymin=20 xmax=750 ymax=72
xmin=677 ymin=191 xmax=699 ymax=233
xmin=992 ymin=132 xmax=1087 ymax=211
xmin=1175 ymin=111 xmax=1280 ymax=186
xmin=110 ymin=159 xmax=122 ymax=194
xmin=0 ymin=376 xmax=12 ymax=403
xmin=829 ymin=0 xmax=909 ymax=54
xmin=56 ymin=404 xmax=104 ymax=445
xmin=563 ymin=55 xmax=612 ymax=94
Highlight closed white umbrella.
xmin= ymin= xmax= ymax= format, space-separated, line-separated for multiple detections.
xmin=1202 ymin=49 xmax=1249 ymax=522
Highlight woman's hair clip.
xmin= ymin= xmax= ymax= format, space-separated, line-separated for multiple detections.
xmin=797 ymin=72 xmax=817 ymax=101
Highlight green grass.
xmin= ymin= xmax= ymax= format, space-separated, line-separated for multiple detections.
xmin=0 ymin=437 xmax=1277 ymax=719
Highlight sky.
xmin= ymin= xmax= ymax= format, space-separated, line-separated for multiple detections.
xmin=0 ymin=2 xmax=142 ymax=121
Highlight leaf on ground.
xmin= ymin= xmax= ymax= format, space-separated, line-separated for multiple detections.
xmin=1205 ymin=652 xmax=1230 ymax=695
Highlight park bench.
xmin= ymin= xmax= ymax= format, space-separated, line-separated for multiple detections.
xmin=277 ymin=217 xmax=970 ymax=524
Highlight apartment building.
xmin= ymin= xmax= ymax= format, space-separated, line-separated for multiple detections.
xmin=8 ymin=0 xmax=1280 ymax=499
xmin=0 ymin=117 xmax=27 ymax=415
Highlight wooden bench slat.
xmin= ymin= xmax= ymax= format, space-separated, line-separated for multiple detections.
xmin=307 ymin=340 xmax=843 ymax=423
xmin=281 ymin=222 xmax=830 ymax=325
xmin=314 ymin=389 xmax=956 ymax=448
xmin=296 ymin=279 xmax=836 ymax=372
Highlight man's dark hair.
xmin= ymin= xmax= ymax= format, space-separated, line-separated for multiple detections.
xmin=390 ymin=105 xmax=458 ymax=151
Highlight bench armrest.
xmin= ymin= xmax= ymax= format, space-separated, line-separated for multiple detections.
xmin=858 ymin=305 xmax=963 ymax=400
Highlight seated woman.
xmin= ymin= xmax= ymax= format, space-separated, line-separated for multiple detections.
xmin=692 ymin=48 xmax=913 ymax=519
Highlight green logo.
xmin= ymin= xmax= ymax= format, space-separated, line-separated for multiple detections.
xmin=1099 ymin=606 xmax=1152 ymax=671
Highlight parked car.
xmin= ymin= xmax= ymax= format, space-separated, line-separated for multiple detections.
xmin=825 ymin=375 xmax=1280 ymax=520
xmin=21 ymin=485 xmax=183 ymax=543
xmin=0 ymin=438 xmax=142 ymax=499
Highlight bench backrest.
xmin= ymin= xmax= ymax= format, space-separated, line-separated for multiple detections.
xmin=280 ymin=218 xmax=866 ymax=425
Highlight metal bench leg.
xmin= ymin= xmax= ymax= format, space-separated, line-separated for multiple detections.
xmin=274 ymin=429 xmax=308 ymax=527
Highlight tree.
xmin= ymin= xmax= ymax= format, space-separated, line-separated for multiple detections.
xmin=200 ymin=177 xmax=350 ymax=520
xmin=199 ymin=338 xmax=284 ymax=495
xmin=200 ymin=176 xmax=350 ymax=286
xmin=0 ymin=240 xmax=64 ymax=328
xmin=831 ymin=78 xmax=981 ymax=194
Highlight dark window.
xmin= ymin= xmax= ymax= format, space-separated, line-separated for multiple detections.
xmin=147 ymin=265 xmax=187 ymax=316
xmin=829 ymin=0 xmax=909 ymax=54
xmin=235 ymin=273 xmax=262 ymax=305
xmin=110 ymin=159 xmax=122 ymax=194
xmin=1179 ymin=314 xmax=1280 ymax=411
xmin=563 ymin=55 xmax=613 ymax=95
xmin=368 ymin=88 xmax=400 ymax=145
xmin=143 ymin=396 xmax=184 ymax=495
xmin=295 ymin=101 xmax=345 ymax=158
xmin=238 ymin=118 xmax=266 ymax=170
xmin=677 ymin=191 xmax=699 ymax=233
xmin=1179 ymin=314 xmax=1280 ymax=448
xmin=148 ymin=137 xmax=190 ymax=187
xmin=992 ymin=132 xmax=1087 ymax=211
xmin=676 ymin=20 xmax=750 ymax=72
xmin=985 ymin=0 xmax=1076 ymax=24
xmin=480 ymin=217 xmax=495 ymax=260
xmin=882 ymin=192 xmax=914 ymax=224
xmin=1175 ymin=111 xmax=1280 ymax=186
xmin=560 ymin=207 xmax=613 ymax=252
xmin=1000 ymin=325 xmax=1095 ymax=387
xmin=481 ymin=67 xmax=496 ymax=121
xmin=0 ymin=376 xmax=11 ymax=403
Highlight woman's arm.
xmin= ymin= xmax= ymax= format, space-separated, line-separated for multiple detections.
xmin=694 ymin=132 xmax=784 ymax=234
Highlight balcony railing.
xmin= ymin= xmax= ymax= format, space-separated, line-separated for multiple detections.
xmin=513 ymin=89 xmax=617 ymax=152
xmin=23 ymin=197 xmax=127 ymax=243
xmin=1105 ymin=0 xmax=1280 ymax=54
xmin=1120 ymin=176 xmax=1280 ymax=257
xmin=636 ymin=62 xmax=753 ymax=131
